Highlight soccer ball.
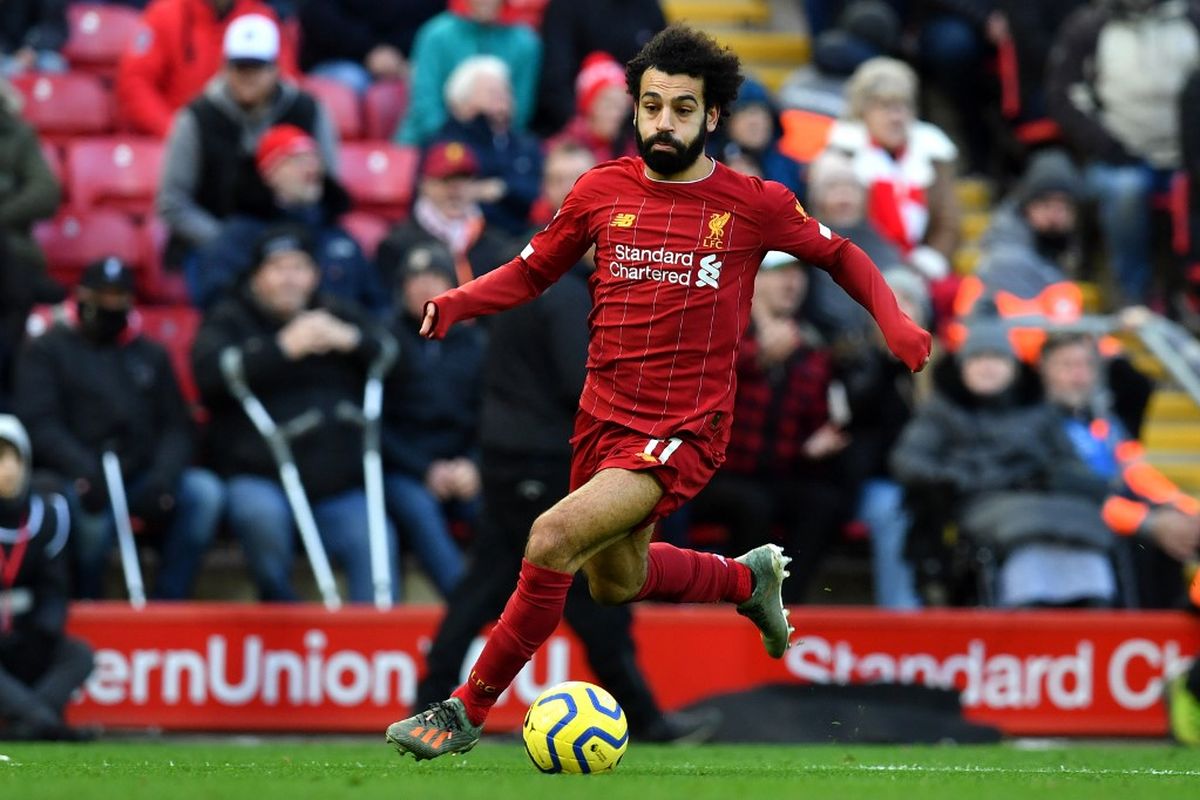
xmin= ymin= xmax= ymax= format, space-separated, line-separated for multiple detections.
xmin=522 ymin=681 xmax=629 ymax=774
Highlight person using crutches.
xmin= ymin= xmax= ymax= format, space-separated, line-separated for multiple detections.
xmin=192 ymin=225 xmax=400 ymax=605
xmin=14 ymin=258 xmax=224 ymax=601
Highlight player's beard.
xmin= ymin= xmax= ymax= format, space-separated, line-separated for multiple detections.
xmin=635 ymin=126 xmax=709 ymax=177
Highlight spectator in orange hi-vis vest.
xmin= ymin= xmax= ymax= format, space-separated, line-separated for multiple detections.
xmin=116 ymin=0 xmax=299 ymax=138
xmin=1039 ymin=331 xmax=1200 ymax=608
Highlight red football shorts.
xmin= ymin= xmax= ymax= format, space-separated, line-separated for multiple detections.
xmin=568 ymin=409 xmax=728 ymax=526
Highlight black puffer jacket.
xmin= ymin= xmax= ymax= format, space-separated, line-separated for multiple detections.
xmin=192 ymin=289 xmax=393 ymax=501
xmin=891 ymin=357 xmax=1107 ymax=504
xmin=14 ymin=321 xmax=192 ymax=491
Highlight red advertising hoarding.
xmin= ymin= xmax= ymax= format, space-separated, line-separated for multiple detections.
xmin=65 ymin=604 xmax=1199 ymax=736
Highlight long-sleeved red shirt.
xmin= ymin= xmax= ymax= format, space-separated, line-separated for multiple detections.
xmin=429 ymin=157 xmax=930 ymax=440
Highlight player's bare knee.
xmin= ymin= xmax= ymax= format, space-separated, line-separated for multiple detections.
xmin=525 ymin=512 xmax=575 ymax=571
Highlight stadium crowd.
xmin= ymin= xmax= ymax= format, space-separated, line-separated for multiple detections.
xmin=0 ymin=0 xmax=1196 ymax=622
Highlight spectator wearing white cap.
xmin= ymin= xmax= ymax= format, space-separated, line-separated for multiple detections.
xmin=157 ymin=12 xmax=338 ymax=270
xmin=116 ymin=0 xmax=301 ymax=138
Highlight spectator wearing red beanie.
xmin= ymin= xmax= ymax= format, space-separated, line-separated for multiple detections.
xmin=190 ymin=122 xmax=385 ymax=312
xmin=546 ymin=52 xmax=637 ymax=165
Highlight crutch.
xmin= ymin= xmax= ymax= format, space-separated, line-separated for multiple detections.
xmin=220 ymin=347 xmax=342 ymax=610
xmin=101 ymin=450 xmax=146 ymax=609
xmin=335 ymin=336 xmax=399 ymax=609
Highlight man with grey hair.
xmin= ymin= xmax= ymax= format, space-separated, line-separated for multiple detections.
xmin=395 ymin=0 xmax=541 ymax=146
xmin=431 ymin=55 xmax=544 ymax=236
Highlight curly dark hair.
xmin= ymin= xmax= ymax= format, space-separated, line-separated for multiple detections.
xmin=625 ymin=25 xmax=744 ymax=122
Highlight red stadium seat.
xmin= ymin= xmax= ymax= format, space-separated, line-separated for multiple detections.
xmin=66 ymin=137 xmax=164 ymax=216
xmin=34 ymin=210 xmax=143 ymax=291
xmin=339 ymin=143 xmax=419 ymax=220
xmin=502 ymin=0 xmax=552 ymax=28
xmin=11 ymin=73 xmax=113 ymax=141
xmin=340 ymin=211 xmax=390 ymax=259
xmin=39 ymin=141 xmax=64 ymax=186
xmin=363 ymin=80 xmax=409 ymax=141
xmin=139 ymin=305 xmax=202 ymax=407
xmin=449 ymin=0 xmax=550 ymax=28
xmin=63 ymin=4 xmax=142 ymax=77
xmin=138 ymin=216 xmax=190 ymax=305
xmin=303 ymin=76 xmax=362 ymax=141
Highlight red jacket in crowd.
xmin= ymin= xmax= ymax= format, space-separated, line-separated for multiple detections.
xmin=116 ymin=0 xmax=300 ymax=137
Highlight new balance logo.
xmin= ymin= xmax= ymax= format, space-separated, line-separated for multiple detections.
xmin=694 ymin=254 xmax=723 ymax=289
xmin=610 ymin=212 xmax=637 ymax=228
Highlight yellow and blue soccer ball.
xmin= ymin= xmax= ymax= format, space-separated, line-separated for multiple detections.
xmin=522 ymin=681 xmax=629 ymax=774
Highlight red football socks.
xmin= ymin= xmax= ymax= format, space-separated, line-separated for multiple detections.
xmin=451 ymin=559 xmax=573 ymax=726
xmin=632 ymin=542 xmax=753 ymax=604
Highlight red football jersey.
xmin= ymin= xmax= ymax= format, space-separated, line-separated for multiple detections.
xmin=430 ymin=157 xmax=929 ymax=440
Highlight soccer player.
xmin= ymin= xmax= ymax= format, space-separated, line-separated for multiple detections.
xmin=386 ymin=25 xmax=932 ymax=761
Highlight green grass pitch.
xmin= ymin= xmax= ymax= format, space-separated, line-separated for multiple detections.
xmin=2 ymin=740 xmax=1197 ymax=800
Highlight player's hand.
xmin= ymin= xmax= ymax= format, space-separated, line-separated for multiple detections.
xmin=419 ymin=301 xmax=439 ymax=338
xmin=888 ymin=317 xmax=933 ymax=373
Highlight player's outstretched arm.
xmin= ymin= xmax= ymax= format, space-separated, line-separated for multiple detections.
xmin=421 ymin=178 xmax=595 ymax=340
xmin=827 ymin=240 xmax=932 ymax=372
xmin=419 ymin=256 xmax=546 ymax=339
xmin=761 ymin=183 xmax=931 ymax=371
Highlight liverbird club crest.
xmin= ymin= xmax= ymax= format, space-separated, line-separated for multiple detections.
xmin=703 ymin=211 xmax=731 ymax=249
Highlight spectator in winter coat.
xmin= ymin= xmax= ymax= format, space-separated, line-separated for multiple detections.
xmin=801 ymin=149 xmax=905 ymax=341
xmin=381 ymin=244 xmax=476 ymax=599
xmin=0 ymin=79 xmax=64 ymax=401
xmin=157 ymin=13 xmax=338 ymax=268
xmin=911 ymin=0 xmax=1007 ymax=174
xmin=545 ymin=52 xmax=637 ymax=167
xmin=376 ymin=140 xmax=519 ymax=288
xmin=689 ymin=251 xmax=853 ymax=603
xmin=297 ymin=0 xmax=442 ymax=94
xmin=975 ymin=149 xmax=1087 ymax=297
xmin=116 ymin=0 xmax=300 ymax=137
xmin=1040 ymin=332 xmax=1200 ymax=607
xmin=0 ymin=415 xmax=94 ymax=742
xmin=709 ymin=78 xmax=802 ymax=196
xmin=838 ymin=268 xmax=930 ymax=608
xmin=0 ymin=0 xmax=68 ymax=76
xmin=1047 ymin=0 xmax=1200 ymax=303
xmin=892 ymin=322 xmax=1120 ymax=607
xmin=996 ymin=0 xmax=1089 ymax=122
xmin=432 ymin=55 xmax=544 ymax=237
xmin=825 ymin=57 xmax=962 ymax=289
xmin=191 ymin=124 xmax=385 ymax=312
xmin=533 ymin=0 xmax=665 ymax=135
xmin=1180 ymin=67 xmax=1200 ymax=291
xmin=14 ymin=259 xmax=225 ymax=600
xmin=191 ymin=225 xmax=399 ymax=604
xmin=395 ymin=0 xmax=541 ymax=146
